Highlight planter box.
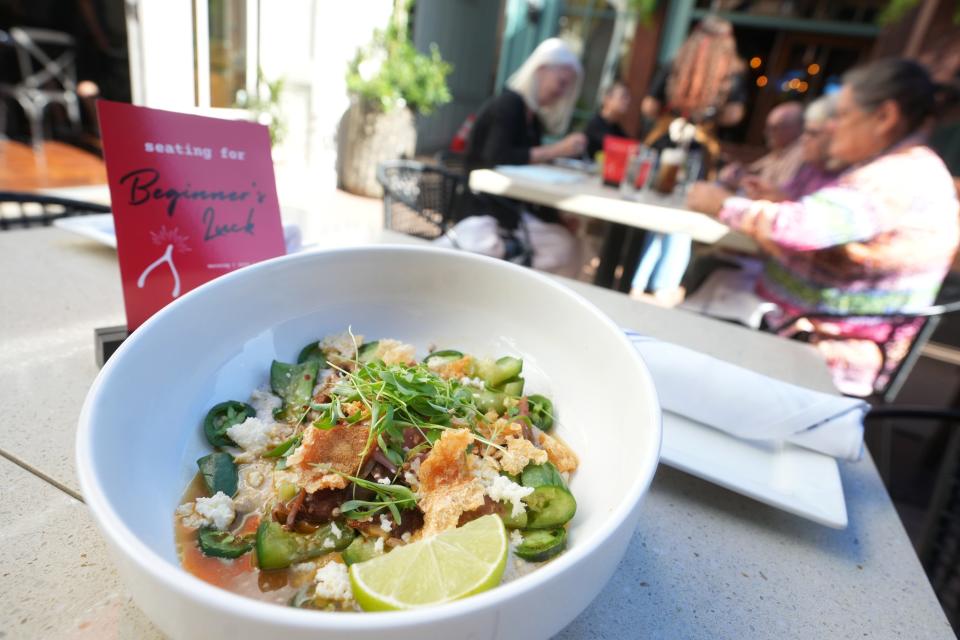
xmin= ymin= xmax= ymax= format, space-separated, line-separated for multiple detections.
xmin=337 ymin=99 xmax=417 ymax=198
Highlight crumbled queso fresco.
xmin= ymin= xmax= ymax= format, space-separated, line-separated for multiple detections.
xmin=249 ymin=388 xmax=283 ymax=423
xmin=177 ymin=491 xmax=236 ymax=530
xmin=486 ymin=475 xmax=534 ymax=518
xmin=314 ymin=562 xmax=353 ymax=602
xmin=226 ymin=417 xmax=276 ymax=455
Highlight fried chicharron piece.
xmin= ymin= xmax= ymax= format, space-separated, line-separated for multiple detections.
xmin=287 ymin=424 xmax=372 ymax=492
xmin=537 ymin=432 xmax=579 ymax=473
xmin=417 ymin=428 xmax=486 ymax=536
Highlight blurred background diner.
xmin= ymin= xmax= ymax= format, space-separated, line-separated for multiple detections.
xmin=6 ymin=3 xmax=960 ymax=626
xmin=437 ymin=37 xmax=585 ymax=275
xmin=687 ymin=59 xmax=960 ymax=399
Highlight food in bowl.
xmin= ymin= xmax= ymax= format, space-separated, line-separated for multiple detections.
xmin=175 ymin=330 xmax=579 ymax=611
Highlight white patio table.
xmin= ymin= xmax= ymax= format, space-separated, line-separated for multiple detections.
xmin=0 ymin=227 xmax=951 ymax=639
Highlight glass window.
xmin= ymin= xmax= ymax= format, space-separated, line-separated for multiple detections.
xmin=207 ymin=0 xmax=248 ymax=108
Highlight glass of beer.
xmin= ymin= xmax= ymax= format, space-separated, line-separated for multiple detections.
xmin=655 ymin=148 xmax=685 ymax=195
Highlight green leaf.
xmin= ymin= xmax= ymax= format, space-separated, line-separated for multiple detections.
xmin=263 ymin=434 xmax=301 ymax=458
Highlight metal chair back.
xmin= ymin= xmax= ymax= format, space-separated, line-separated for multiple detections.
xmin=767 ymin=297 xmax=960 ymax=403
xmin=0 ymin=191 xmax=110 ymax=230
xmin=376 ymin=160 xmax=463 ymax=240
xmin=0 ymin=27 xmax=81 ymax=147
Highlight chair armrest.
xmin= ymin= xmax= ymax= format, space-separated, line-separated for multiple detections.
xmin=767 ymin=301 xmax=960 ymax=333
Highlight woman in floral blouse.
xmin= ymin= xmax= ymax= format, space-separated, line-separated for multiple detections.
xmin=687 ymin=59 xmax=960 ymax=396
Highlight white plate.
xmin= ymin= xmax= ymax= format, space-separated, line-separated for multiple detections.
xmin=660 ymin=412 xmax=847 ymax=528
xmin=495 ymin=164 xmax=588 ymax=184
xmin=54 ymin=213 xmax=302 ymax=253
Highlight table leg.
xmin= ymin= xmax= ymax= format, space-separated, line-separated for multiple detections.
xmin=616 ymin=228 xmax=649 ymax=293
xmin=594 ymin=223 xmax=627 ymax=288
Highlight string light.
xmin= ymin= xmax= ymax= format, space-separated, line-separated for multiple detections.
xmin=750 ymin=57 xmax=762 ymax=69
xmin=756 ymin=75 xmax=768 ymax=87
xmin=807 ymin=63 xmax=821 ymax=75
xmin=798 ymin=81 xmax=809 ymax=92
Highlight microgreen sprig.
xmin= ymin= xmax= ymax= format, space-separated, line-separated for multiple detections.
xmin=315 ymin=466 xmax=417 ymax=523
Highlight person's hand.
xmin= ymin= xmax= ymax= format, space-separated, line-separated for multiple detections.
xmin=717 ymin=162 xmax=743 ymax=189
xmin=741 ymin=176 xmax=785 ymax=202
xmin=686 ymin=181 xmax=733 ymax=217
xmin=557 ymin=132 xmax=587 ymax=158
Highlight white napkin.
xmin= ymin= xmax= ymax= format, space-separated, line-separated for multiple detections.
xmin=627 ymin=331 xmax=867 ymax=461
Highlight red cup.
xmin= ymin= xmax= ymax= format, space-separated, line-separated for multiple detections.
xmin=602 ymin=136 xmax=639 ymax=187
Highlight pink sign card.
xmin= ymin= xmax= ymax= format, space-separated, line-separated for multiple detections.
xmin=97 ymin=100 xmax=285 ymax=331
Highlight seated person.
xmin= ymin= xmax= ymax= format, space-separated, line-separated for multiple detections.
xmin=740 ymin=93 xmax=843 ymax=202
xmin=719 ymin=102 xmax=805 ymax=192
xmin=679 ymin=95 xmax=844 ymax=327
xmin=584 ymin=80 xmax=631 ymax=158
xmin=443 ymin=38 xmax=586 ymax=276
xmin=686 ymin=59 xmax=960 ymax=397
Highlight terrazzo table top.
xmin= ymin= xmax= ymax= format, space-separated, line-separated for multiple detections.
xmin=0 ymin=227 xmax=951 ymax=639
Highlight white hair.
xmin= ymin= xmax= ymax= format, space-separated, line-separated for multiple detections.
xmin=805 ymin=93 xmax=838 ymax=126
xmin=506 ymin=38 xmax=583 ymax=136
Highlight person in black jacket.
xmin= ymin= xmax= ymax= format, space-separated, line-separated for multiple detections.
xmin=447 ymin=38 xmax=585 ymax=275
xmin=584 ymin=80 xmax=632 ymax=158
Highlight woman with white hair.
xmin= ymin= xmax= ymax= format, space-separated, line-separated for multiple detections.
xmin=741 ymin=93 xmax=843 ymax=202
xmin=444 ymin=38 xmax=586 ymax=275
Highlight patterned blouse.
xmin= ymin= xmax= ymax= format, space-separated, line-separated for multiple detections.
xmin=718 ymin=142 xmax=960 ymax=395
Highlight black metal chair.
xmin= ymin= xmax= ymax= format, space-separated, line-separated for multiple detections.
xmin=0 ymin=27 xmax=82 ymax=148
xmin=766 ymin=298 xmax=960 ymax=403
xmin=864 ymin=406 xmax=960 ymax=632
xmin=681 ymin=254 xmax=960 ymax=403
xmin=0 ymin=191 xmax=110 ymax=230
xmin=433 ymin=149 xmax=467 ymax=176
xmin=376 ymin=160 xmax=463 ymax=240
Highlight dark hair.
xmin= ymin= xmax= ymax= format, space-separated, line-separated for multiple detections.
xmin=604 ymin=80 xmax=628 ymax=97
xmin=843 ymin=58 xmax=935 ymax=133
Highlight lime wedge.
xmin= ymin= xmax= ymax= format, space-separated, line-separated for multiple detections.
xmin=349 ymin=514 xmax=508 ymax=611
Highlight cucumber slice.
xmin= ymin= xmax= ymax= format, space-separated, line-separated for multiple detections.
xmin=423 ymin=349 xmax=463 ymax=366
xmin=297 ymin=341 xmax=328 ymax=367
xmin=521 ymin=462 xmax=576 ymax=529
xmin=270 ymin=360 xmax=320 ymax=407
xmin=522 ymin=486 xmax=577 ymax=529
xmin=498 ymin=504 xmax=528 ymax=529
xmin=520 ymin=461 xmax=567 ymax=489
xmin=358 ymin=341 xmax=380 ymax=363
xmin=196 ymin=452 xmax=238 ymax=497
xmin=499 ymin=378 xmax=525 ymax=397
xmin=514 ymin=527 xmax=566 ymax=562
xmin=528 ymin=394 xmax=554 ymax=431
xmin=476 ymin=356 xmax=523 ymax=388
xmin=341 ymin=536 xmax=385 ymax=565
xmin=198 ymin=528 xmax=254 ymax=559
xmin=202 ymin=401 xmax=255 ymax=448
xmin=255 ymin=520 xmax=355 ymax=570
xmin=471 ymin=388 xmax=506 ymax=413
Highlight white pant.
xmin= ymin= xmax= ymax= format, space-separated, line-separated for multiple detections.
xmin=434 ymin=214 xmax=580 ymax=277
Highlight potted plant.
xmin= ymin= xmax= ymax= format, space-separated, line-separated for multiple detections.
xmin=338 ymin=4 xmax=453 ymax=197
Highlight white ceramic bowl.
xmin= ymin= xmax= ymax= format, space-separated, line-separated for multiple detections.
xmin=76 ymin=246 xmax=661 ymax=640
